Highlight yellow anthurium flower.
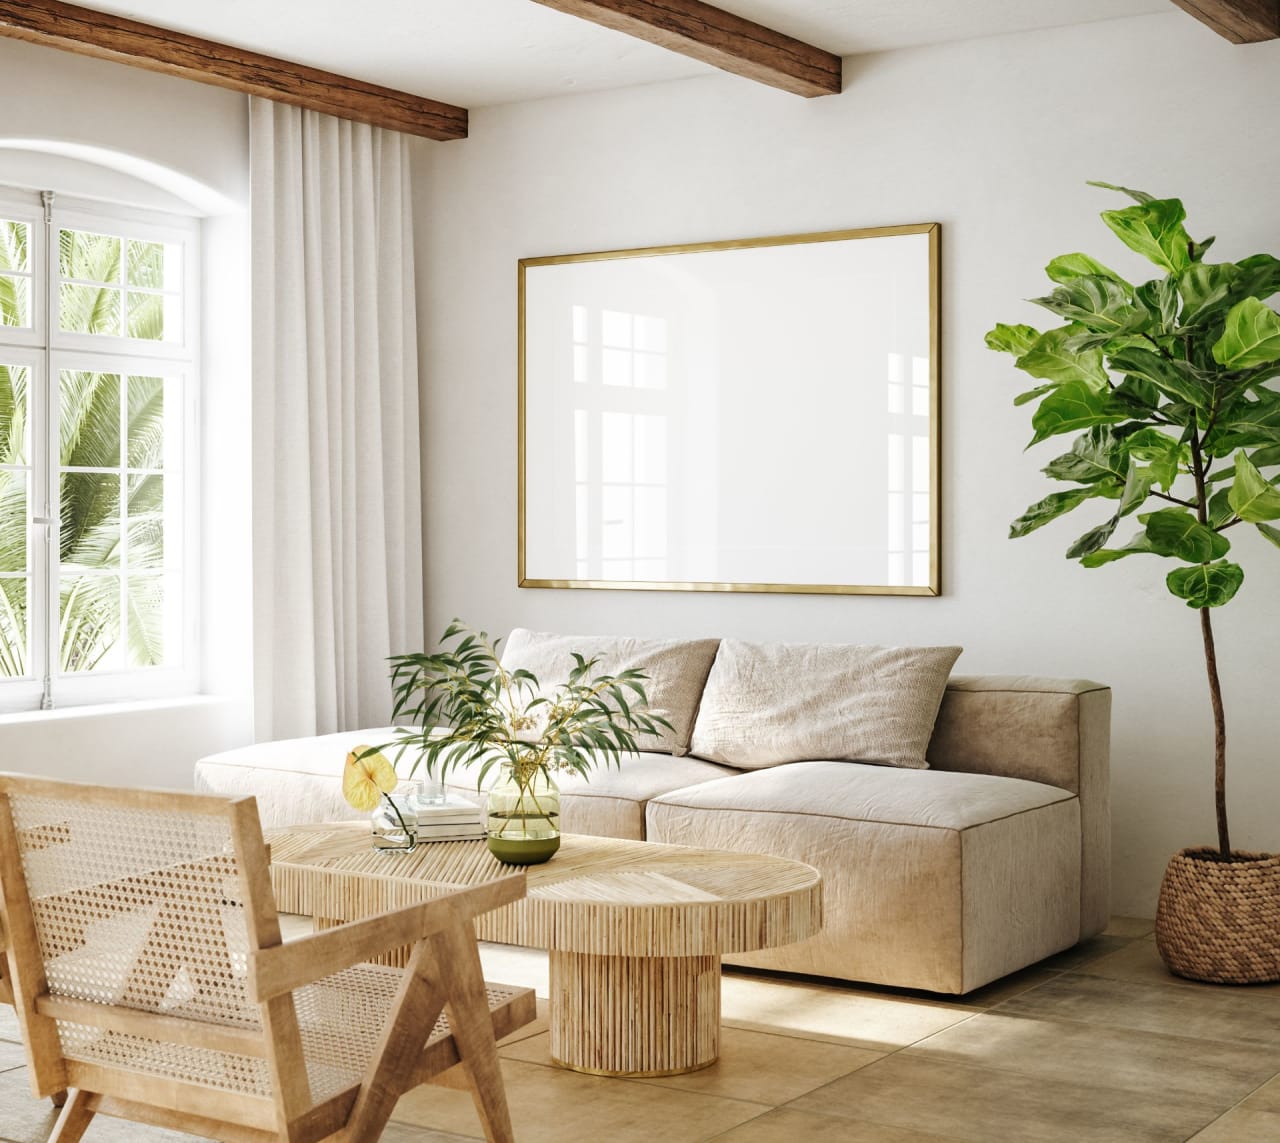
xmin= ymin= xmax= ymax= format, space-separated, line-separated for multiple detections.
xmin=342 ymin=746 xmax=398 ymax=811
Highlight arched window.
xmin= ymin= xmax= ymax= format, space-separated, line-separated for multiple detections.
xmin=0 ymin=185 xmax=199 ymax=710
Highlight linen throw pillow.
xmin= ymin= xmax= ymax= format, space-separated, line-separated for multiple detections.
xmin=499 ymin=629 xmax=720 ymax=756
xmin=688 ymin=639 xmax=963 ymax=770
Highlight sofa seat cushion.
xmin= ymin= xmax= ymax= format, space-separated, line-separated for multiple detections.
xmin=651 ymin=759 xmax=1074 ymax=828
xmin=646 ymin=762 xmax=1081 ymax=993
xmin=441 ymin=752 xmax=738 ymax=841
xmin=195 ymin=728 xmax=410 ymax=828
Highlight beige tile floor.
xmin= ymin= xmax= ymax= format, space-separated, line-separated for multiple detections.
xmin=3 ymin=918 xmax=1279 ymax=1142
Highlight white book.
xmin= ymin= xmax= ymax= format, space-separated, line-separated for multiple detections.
xmin=415 ymin=796 xmax=483 ymax=825
xmin=415 ymin=823 xmax=487 ymax=841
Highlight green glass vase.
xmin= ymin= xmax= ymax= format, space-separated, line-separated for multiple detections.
xmin=486 ymin=763 xmax=560 ymax=865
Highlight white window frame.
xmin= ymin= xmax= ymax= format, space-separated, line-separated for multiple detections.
xmin=0 ymin=186 xmax=200 ymax=713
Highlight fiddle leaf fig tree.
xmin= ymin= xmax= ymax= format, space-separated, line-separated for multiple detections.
xmin=986 ymin=182 xmax=1280 ymax=860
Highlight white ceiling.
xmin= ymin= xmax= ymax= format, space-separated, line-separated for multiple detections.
xmin=83 ymin=0 xmax=1172 ymax=108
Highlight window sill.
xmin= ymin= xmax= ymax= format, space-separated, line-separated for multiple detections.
xmin=0 ymin=694 xmax=234 ymax=726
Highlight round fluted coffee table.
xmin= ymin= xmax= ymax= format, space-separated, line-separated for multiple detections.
xmin=269 ymin=828 xmax=822 ymax=1076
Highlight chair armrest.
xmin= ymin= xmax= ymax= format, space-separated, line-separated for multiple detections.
xmin=250 ymin=873 xmax=525 ymax=1001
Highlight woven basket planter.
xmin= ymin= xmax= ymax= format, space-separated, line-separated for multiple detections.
xmin=1155 ymin=847 xmax=1280 ymax=984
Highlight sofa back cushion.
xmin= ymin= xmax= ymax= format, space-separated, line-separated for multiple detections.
xmin=499 ymin=629 xmax=720 ymax=755
xmin=688 ymin=638 xmax=962 ymax=770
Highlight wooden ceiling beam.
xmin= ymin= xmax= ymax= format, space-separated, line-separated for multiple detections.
xmin=0 ymin=0 xmax=468 ymax=141
xmin=1168 ymin=0 xmax=1280 ymax=42
xmin=530 ymin=0 xmax=841 ymax=97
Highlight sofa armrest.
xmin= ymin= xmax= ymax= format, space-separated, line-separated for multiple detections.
xmin=927 ymin=675 xmax=1111 ymax=939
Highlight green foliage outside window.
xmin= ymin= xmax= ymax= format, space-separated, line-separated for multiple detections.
xmin=0 ymin=218 xmax=170 ymax=679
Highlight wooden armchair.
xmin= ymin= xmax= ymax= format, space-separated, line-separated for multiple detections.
xmin=0 ymin=774 xmax=535 ymax=1143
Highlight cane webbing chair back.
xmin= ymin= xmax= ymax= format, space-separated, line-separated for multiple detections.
xmin=0 ymin=774 xmax=533 ymax=1143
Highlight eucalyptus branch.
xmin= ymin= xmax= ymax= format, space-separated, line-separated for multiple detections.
xmin=382 ymin=622 xmax=671 ymax=789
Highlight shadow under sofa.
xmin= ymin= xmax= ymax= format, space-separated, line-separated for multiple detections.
xmin=195 ymin=651 xmax=1110 ymax=997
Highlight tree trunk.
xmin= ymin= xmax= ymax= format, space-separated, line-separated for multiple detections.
xmin=1200 ymin=606 xmax=1230 ymax=857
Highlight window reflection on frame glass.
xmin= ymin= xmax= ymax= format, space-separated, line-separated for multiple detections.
xmin=519 ymin=223 xmax=940 ymax=596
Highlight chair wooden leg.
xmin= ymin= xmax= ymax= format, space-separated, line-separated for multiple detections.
xmin=50 ymin=1089 xmax=67 ymax=1108
xmin=49 ymin=1088 xmax=94 ymax=1143
xmin=343 ymin=941 xmax=449 ymax=1142
xmin=433 ymin=927 xmax=514 ymax=1143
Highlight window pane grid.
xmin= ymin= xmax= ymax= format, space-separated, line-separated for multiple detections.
xmin=57 ymin=366 xmax=178 ymax=672
xmin=57 ymin=226 xmax=181 ymax=344
xmin=1 ymin=197 xmax=194 ymax=704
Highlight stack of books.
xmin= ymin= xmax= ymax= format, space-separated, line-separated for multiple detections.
xmin=415 ymin=794 xmax=486 ymax=842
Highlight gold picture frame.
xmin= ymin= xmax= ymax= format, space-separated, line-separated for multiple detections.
xmin=519 ymin=223 xmax=941 ymax=596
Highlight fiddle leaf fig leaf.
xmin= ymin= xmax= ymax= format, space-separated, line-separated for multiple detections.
xmin=1100 ymin=198 xmax=1194 ymax=274
xmin=1257 ymin=523 xmax=1280 ymax=550
xmin=1010 ymin=486 xmax=1109 ymax=538
xmin=1190 ymin=236 xmax=1216 ymax=263
xmin=1028 ymin=381 xmax=1128 ymax=446
xmin=1112 ymin=376 xmax=1161 ymax=413
xmin=1212 ymin=297 xmax=1280 ymax=369
xmin=1203 ymin=390 xmax=1280 ymax=455
xmin=1125 ymin=428 xmax=1188 ymax=491
xmin=1031 ymin=276 xmax=1150 ymax=336
xmin=1107 ymin=346 xmax=1209 ymax=408
xmin=1228 ymin=451 xmax=1280 ymax=521
xmin=1119 ymin=462 xmax=1157 ymax=517
xmin=1136 ymin=277 xmax=1179 ymax=333
xmin=1207 ymin=487 xmax=1235 ymax=528
xmin=1014 ymin=383 xmax=1057 ymax=406
xmin=1231 ymin=254 xmax=1280 ymax=306
xmin=1066 ymin=515 xmax=1121 ymax=559
xmin=1247 ymin=443 xmax=1280 ymax=468
xmin=985 ymin=323 xmax=1041 ymax=357
xmin=1141 ymin=507 xmax=1231 ymax=563
xmin=1178 ymin=263 xmax=1239 ymax=325
xmin=1166 ymin=560 xmax=1244 ymax=608
xmin=1080 ymin=533 xmax=1156 ymax=567
xmin=1087 ymin=180 xmax=1156 ymax=204
xmin=1016 ymin=328 xmax=1110 ymax=390
xmin=1041 ymin=426 xmax=1130 ymax=484
xmin=1045 ymin=253 xmax=1132 ymax=291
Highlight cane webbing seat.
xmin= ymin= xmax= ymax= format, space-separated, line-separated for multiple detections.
xmin=0 ymin=774 xmax=534 ymax=1143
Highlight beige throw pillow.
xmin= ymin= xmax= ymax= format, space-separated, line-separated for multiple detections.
xmin=688 ymin=639 xmax=962 ymax=770
xmin=499 ymin=629 xmax=720 ymax=756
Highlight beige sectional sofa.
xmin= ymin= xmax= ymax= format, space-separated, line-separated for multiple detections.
xmin=194 ymin=630 xmax=1111 ymax=995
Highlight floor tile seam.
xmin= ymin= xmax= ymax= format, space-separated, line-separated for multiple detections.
xmin=898 ymin=1005 xmax=985 ymax=1049
xmin=622 ymin=1064 xmax=845 ymax=1103
xmin=955 ymin=966 xmax=1071 ymax=1008
xmin=990 ymin=966 xmax=1280 ymax=1009
xmin=867 ymin=1044 xmax=1244 ymax=1115
xmin=717 ymin=1017 xmax=896 ymax=1048
xmin=926 ymin=995 xmax=1280 ymax=1049
xmin=698 ymin=1101 xmax=791 ymax=1141
xmin=1193 ymin=1070 xmax=1280 ymax=1125
xmin=771 ymin=1085 xmax=974 ymax=1142
xmin=1054 ymin=967 xmax=1280 ymax=1000
xmin=982 ymin=995 xmax=1280 ymax=1053
xmin=478 ymin=1054 xmax=780 ymax=1113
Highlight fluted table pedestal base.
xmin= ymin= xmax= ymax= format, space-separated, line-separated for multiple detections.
xmin=549 ymin=950 xmax=720 ymax=1076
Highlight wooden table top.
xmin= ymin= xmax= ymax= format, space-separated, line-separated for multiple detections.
xmin=268 ymin=825 xmax=822 ymax=958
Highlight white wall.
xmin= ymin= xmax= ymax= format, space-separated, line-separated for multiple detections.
xmin=0 ymin=38 xmax=253 ymax=787
xmin=413 ymin=12 xmax=1280 ymax=916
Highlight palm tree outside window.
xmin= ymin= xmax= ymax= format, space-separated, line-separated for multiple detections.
xmin=0 ymin=188 xmax=198 ymax=712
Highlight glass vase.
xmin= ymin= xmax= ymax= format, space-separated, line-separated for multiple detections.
xmin=371 ymin=780 xmax=421 ymax=852
xmin=486 ymin=763 xmax=560 ymax=865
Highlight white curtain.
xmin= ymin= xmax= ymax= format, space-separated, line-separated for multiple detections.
xmin=249 ymin=98 xmax=423 ymax=740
